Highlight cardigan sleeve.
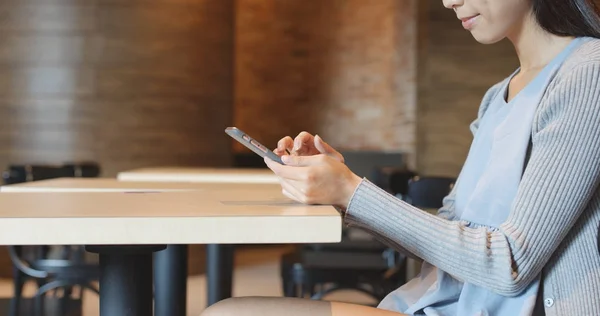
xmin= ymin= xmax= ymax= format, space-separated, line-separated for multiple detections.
xmin=344 ymin=62 xmax=600 ymax=296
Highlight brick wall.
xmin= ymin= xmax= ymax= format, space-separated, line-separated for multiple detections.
xmin=234 ymin=0 xmax=418 ymax=165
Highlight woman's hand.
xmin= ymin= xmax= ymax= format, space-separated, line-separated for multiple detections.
xmin=264 ymin=153 xmax=362 ymax=209
xmin=274 ymin=132 xmax=344 ymax=163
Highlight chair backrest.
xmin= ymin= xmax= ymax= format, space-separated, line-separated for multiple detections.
xmin=406 ymin=176 xmax=456 ymax=209
xmin=2 ymin=162 xmax=101 ymax=185
xmin=61 ymin=162 xmax=102 ymax=178
xmin=388 ymin=170 xmax=418 ymax=197
xmin=341 ymin=151 xmax=406 ymax=179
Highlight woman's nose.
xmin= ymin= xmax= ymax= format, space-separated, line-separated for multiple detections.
xmin=442 ymin=0 xmax=464 ymax=10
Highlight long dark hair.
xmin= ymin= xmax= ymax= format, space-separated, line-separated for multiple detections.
xmin=533 ymin=0 xmax=600 ymax=38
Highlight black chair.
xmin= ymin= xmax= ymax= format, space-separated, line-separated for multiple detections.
xmin=279 ymin=167 xmax=415 ymax=304
xmin=280 ymin=239 xmax=405 ymax=302
xmin=2 ymin=162 xmax=100 ymax=185
xmin=9 ymin=247 xmax=100 ymax=316
xmin=404 ymin=176 xmax=456 ymax=209
xmin=388 ymin=170 xmax=418 ymax=200
xmin=3 ymin=162 xmax=101 ymax=316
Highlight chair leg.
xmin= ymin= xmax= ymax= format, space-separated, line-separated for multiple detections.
xmin=282 ymin=278 xmax=295 ymax=297
xmin=11 ymin=274 xmax=25 ymax=315
xmin=9 ymin=292 xmax=22 ymax=316
xmin=34 ymin=293 xmax=44 ymax=316
xmin=34 ymin=246 xmax=52 ymax=297
xmin=300 ymin=283 xmax=314 ymax=298
xmin=307 ymin=283 xmax=315 ymax=298
xmin=8 ymin=298 xmax=19 ymax=316
xmin=10 ymin=247 xmax=27 ymax=316
xmin=60 ymin=287 xmax=71 ymax=313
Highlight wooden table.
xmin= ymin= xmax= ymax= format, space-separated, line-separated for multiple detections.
xmin=0 ymin=177 xmax=280 ymax=193
xmin=117 ymin=167 xmax=280 ymax=184
xmin=0 ymin=187 xmax=341 ymax=316
xmin=117 ymin=167 xmax=285 ymax=308
xmin=1 ymin=178 xmax=283 ymax=316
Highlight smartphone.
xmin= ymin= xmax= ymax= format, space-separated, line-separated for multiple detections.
xmin=225 ymin=127 xmax=284 ymax=164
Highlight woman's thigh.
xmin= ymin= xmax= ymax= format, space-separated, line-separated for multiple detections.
xmin=332 ymin=301 xmax=407 ymax=316
xmin=200 ymin=297 xmax=406 ymax=316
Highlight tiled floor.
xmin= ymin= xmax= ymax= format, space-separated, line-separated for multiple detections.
xmin=0 ymin=246 xmax=377 ymax=316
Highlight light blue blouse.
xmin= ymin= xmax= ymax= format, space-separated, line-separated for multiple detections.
xmin=378 ymin=37 xmax=586 ymax=315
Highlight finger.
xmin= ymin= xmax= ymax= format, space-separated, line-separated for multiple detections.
xmin=281 ymin=188 xmax=297 ymax=202
xmin=264 ymin=156 xmax=310 ymax=181
xmin=279 ymin=180 xmax=307 ymax=204
xmin=281 ymin=154 xmax=326 ymax=167
xmin=293 ymin=132 xmax=316 ymax=155
xmin=273 ymin=148 xmax=285 ymax=156
xmin=294 ymin=132 xmax=314 ymax=149
xmin=275 ymin=136 xmax=294 ymax=155
xmin=314 ymin=135 xmax=344 ymax=162
xmin=281 ymin=178 xmax=318 ymax=205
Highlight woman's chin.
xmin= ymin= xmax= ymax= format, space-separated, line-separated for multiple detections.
xmin=471 ymin=30 xmax=504 ymax=45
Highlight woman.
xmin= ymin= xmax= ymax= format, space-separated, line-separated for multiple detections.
xmin=203 ymin=0 xmax=600 ymax=315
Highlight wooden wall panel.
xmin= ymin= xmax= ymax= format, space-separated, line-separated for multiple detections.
xmin=0 ymin=1 xmax=97 ymax=33
xmin=233 ymin=0 xmax=319 ymax=152
xmin=234 ymin=0 xmax=417 ymax=164
xmin=0 ymin=0 xmax=235 ymax=176
xmin=416 ymin=1 xmax=519 ymax=176
xmin=0 ymin=68 xmax=94 ymax=96
xmin=0 ymin=35 xmax=96 ymax=64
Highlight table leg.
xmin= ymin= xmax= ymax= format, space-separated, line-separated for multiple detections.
xmin=86 ymin=245 xmax=166 ymax=316
xmin=206 ymin=244 xmax=234 ymax=307
xmin=154 ymin=244 xmax=188 ymax=316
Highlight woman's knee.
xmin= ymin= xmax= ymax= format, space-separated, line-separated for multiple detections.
xmin=201 ymin=297 xmax=243 ymax=316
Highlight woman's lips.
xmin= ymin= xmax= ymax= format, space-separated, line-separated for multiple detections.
xmin=460 ymin=15 xmax=480 ymax=30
